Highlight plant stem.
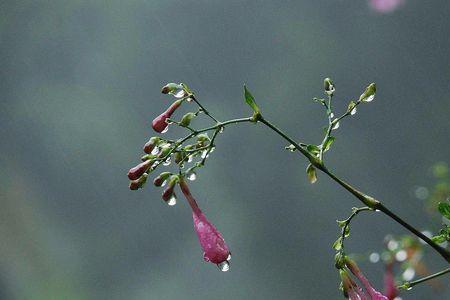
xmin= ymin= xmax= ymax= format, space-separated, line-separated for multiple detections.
xmin=256 ymin=115 xmax=450 ymax=264
xmin=399 ymin=267 xmax=450 ymax=290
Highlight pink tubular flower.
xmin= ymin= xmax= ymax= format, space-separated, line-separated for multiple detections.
xmin=341 ymin=270 xmax=368 ymax=300
xmin=345 ymin=258 xmax=389 ymax=300
xmin=369 ymin=0 xmax=405 ymax=13
xmin=179 ymin=179 xmax=231 ymax=270
xmin=384 ymin=263 xmax=399 ymax=300
xmin=152 ymin=100 xmax=182 ymax=133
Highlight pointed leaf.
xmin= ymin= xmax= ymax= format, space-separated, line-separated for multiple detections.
xmin=323 ymin=136 xmax=335 ymax=152
xmin=438 ymin=202 xmax=450 ymax=220
xmin=244 ymin=85 xmax=260 ymax=114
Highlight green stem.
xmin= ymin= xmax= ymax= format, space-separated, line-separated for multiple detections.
xmin=256 ymin=116 xmax=450 ymax=264
xmin=399 ymin=267 xmax=450 ymax=290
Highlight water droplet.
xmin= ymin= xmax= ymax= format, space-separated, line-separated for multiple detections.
xmin=364 ymin=95 xmax=375 ymax=102
xmin=161 ymin=126 xmax=169 ymax=134
xmin=186 ymin=97 xmax=194 ymax=102
xmin=187 ymin=172 xmax=197 ymax=181
xmin=174 ymin=89 xmax=186 ymax=98
xmin=387 ymin=240 xmax=399 ymax=251
xmin=163 ymin=158 xmax=171 ymax=166
xmin=217 ymin=260 xmax=230 ymax=272
xmin=330 ymin=113 xmax=334 ymax=118
xmin=188 ymin=156 xmax=194 ymax=163
xmin=151 ymin=147 xmax=160 ymax=155
xmin=201 ymin=150 xmax=209 ymax=159
xmin=406 ymin=287 xmax=413 ymax=291
xmin=369 ymin=252 xmax=380 ymax=263
xmin=414 ymin=186 xmax=429 ymax=200
xmin=161 ymin=180 xmax=167 ymax=187
xmin=210 ymin=147 xmax=216 ymax=153
xmin=167 ymin=194 xmax=177 ymax=206
xmin=227 ymin=254 xmax=232 ymax=261
xmin=332 ymin=121 xmax=340 ymax=130
xmin=395 ymin=250 xmax=407 ymax=262
xmin=350 ymin=107 xmax=357 ymax=115
xmin=402 ymin=267 xmax=415 ymax=281
xmin=219 ymin=126 xmax=225 ymax=133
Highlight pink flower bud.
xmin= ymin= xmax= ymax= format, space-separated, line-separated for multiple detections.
xmin=143 ymin=137 xmax=160 ymax=154
xmin=345 ymin=258 xmax=389 ymax=300
xmin=127 ymin=160 xmax=152 ymax=180
xmin=180 ymin=179 xmax=231 ymax=270
xmin=152 ymin=100 xmax=182 ymax=133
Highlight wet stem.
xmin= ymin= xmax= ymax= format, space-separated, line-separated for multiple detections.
xmin=165 ymin=96 xmax=450 ymax=287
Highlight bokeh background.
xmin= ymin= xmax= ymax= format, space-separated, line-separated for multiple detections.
xmin=1 ymin=1 xmax=449 ymax=299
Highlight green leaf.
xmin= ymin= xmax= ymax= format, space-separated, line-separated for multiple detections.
xmin=432 ymin=234 xmax=447 ymax=244
xmin=323 ymin=136 xmax=335 ymax=152
xmin=306 ymin=164 xmax=317 ymax=184
xmin=333 ymin=237 xmax=343 ymax=251
xmin=438 ymin=202 xmax=450 ymax=220
xmin=337 ymin=220 xmax=347 ymax=228
xmin=307 ymin=144 xmax=321 ymax=155
xmin=244 ymin=85 xmax=260 ymax=114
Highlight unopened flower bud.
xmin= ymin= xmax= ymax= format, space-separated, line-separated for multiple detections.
xmin=141 ymin=154 xmax=156 ymax=161
xmin=143 ymin=137 xmax=160 ymax=154
xmin=162 ymin=175 xmax=179 ymax=202
xmin=153 ymin=172 xmax=172 ymax=187
xmin=324 ymin=77 xmax=335 ymax=95
xmin=127 ymin=160 xmax=152 ymax=180
xmin=152 ymin=100 xmax=182 ymax=133
xmin=129 ymin=173 xmax=148 ymax=190
xmin=180 ymin=112 xmax=195 ymax=127
xmin=161 ymin=83 xmax=182 ymax=94
xmin=359 ymin=83 xmax=376 ymax=102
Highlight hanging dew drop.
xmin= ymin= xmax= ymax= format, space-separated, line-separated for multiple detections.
xmin=167 ymin=195 xmax=177 ymax=206
xmin=161 ymin=180 xmax=167 ymax=187
xmin=173 ymin=89 xmax=186 ymax=98
xmin=151 ymin=147 xmax=160 ymax=155
xmin=330 ymin=113 xmax=334 ymax=118
xmin=187 ymin=172 xmax=197 ymax=181
xmin=188 ymin=156 xmax=194 ymax=163
xmin=219 ymin=126 xmax=224 ymax=133
xmin=163 ymin=158 xmax=171 ymax=166
xmin=217 ymin=260 xmax=230 ymax=272
xmin=350 ymin=107 xmax=357 ymax=115
xmin=332 ymin=121 xmax=340 ymax=130
xmin=201 ymin=150 xmax=208 ymax=159
xmin=364 ymin=95 xmax=375 ymax=102
xmin=227 ymin=254 xmax=232 ymax=261
xmin=161 ymin=126 xmax=169 ymax=134
xmin=210 ymin=147 xmax=216 ymax=153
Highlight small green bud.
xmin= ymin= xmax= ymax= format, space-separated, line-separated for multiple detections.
xmin=141 ymin=154 xmax=156 ymax=162
xmin=153 ymin=172 xmax=172 ymax=187
xmin=324 ymin=78 xmax=335 ymax=95
xmin=158 ymin=145 xmax=172 ymax=158
xmin=359 ymin=83 xmax=376 ymax=102
xmin=180 ymin=112 xmax=196 ymax=127
xmin=161 ymin=83 xmax=182 ymax=94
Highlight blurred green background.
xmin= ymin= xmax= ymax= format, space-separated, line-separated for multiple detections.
xmin=1 ymin=1 xmax=449 ymax=299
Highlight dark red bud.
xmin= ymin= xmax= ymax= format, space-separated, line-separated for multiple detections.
xmin=162 ymin=184 xmax=175 ymax=201
xmin=143 ymin=137 xmax=160 ymax=154
xmin=152 ymin=100 xmax=182 ymax=133
xmin=129 ymin=173 xmax=148 ymax=190
xmin=153 ymin=172 xmax=171 ymax=187
xmin=127 ymin=160 xmax=152 ymax=180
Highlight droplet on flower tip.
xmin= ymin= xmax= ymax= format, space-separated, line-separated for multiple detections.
xmin=167 ymin=194 xmax=177 ymax=206
xmin=186 ymin=97 xmax=194 ymax=102
xmin=201 ymin=150 xmax=208 ymax=159
xmin=161 ymin=180 xmax=167 ymax=187
xmin=227 ymin=254 xmax=232 ymax=261
xmin=330 ymin=113 xmax=334 ymax=118
xmin=161 ymin=126 xmax=169 ymax=134
xmin=219 ymin=127 xmax=224 ymax=133
xmin=350 ymin=107 xmax=357 ymax=115
xmin=217 ymin=260 xmax=230 ymax=272
xmin=364 ymin=95 xmax=375 ymax=102
xmin=332 ymin=121 xmax=340 ymax=130
xmin=188 ymin=156 xmax=194 ymax=163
